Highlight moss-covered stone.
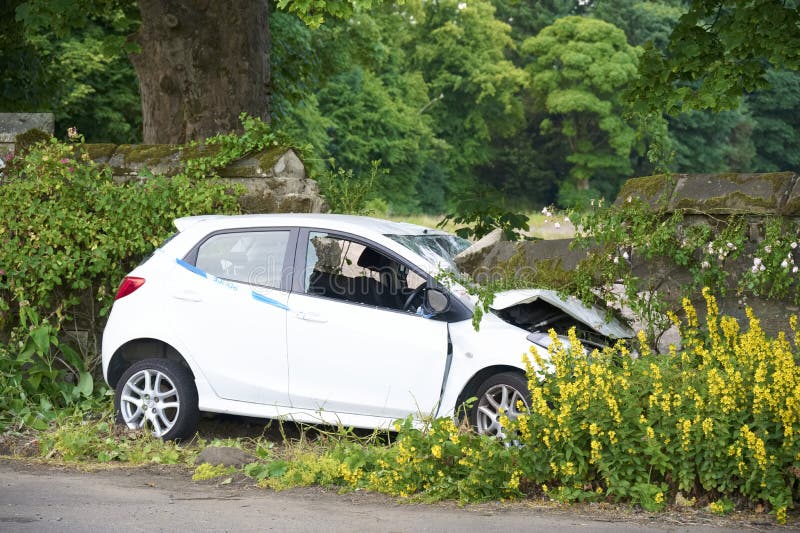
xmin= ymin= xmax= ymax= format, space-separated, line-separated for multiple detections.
xmin=615 ymin=174 xmax=673 ymax=208
xmin=257 ymin=146 xmax=288 ymax=172
xmin=14 ymin=128 xmax=53 ymax=154
xmin=617 ymin=172 xmax=799 ymax=215
xmin=84 ymin=143 xmax=118 ymax=163
xmin=179 ymin=142 xmax=222 ymax=161
xmin=114 ymin=144 xmax=181 ymax=164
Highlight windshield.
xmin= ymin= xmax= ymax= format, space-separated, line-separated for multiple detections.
xmin=386 ymin=233 xmax=471 ymax=273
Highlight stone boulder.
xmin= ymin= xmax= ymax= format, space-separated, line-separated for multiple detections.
xmin=194 ymin=446 xmax=256 ymax=468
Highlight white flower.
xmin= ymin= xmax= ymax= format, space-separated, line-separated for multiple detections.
xmin=751 ymin=266 xmax=759 ymax=273
xmin=701 ymin=261 xmax=710 ymax=269
xmin=792 ymin=242 xmax=798 ymax=249
xmin=794 ymin=266 xmax=799 ymax=274
xmin=626 ymin=195 xmax=632 ymax=203
xmin=726 ymin=242 xmax=735 ymax=249
xmin=759 ymin=264 xmax=766 ymax=272
xmin=753 ymin=257 xmax=762 ymax=266
xmin=564 ymin=216 xmax=570 ymax=223
xmin=606 ymin=300 xmax=614 ymax=307
xmin=613 ymin=257 xmax=619 ymax=264
xmin=781 ymin=260 xmax=789 ymax=269
xmin=457 ymin=2 xmax=467 ymax=9
xmin=590 ymin=199 xmax=595 ymax=207
xmin=622 ymin=251 xmax=629 ymax=260
xmin=554 ymin=222 xmax=561 ymax=229
xmin=764 ymin=245 xmax=772 ymax=253
xmin=707 ymin=243 xmax=714 ymax=253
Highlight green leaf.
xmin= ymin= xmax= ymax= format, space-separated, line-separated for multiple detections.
xmin=75 ymin=371 xmax=93 ymax=398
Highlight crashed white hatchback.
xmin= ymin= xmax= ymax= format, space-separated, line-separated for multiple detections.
xmin=102 ymin=214 xmax=633 ymax=439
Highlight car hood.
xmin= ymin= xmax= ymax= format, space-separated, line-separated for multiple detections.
xmin=490 ymin=288 xmax=634 ymax=339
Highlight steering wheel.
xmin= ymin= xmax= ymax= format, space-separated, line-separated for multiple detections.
xmin=402 ymin=284 xmax=427 ymax=312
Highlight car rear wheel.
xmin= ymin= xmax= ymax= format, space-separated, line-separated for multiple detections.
xmin=470 ymin=372 xmax=530 ymax=439
xmin=114 ymin=358 xmax=198 ymax=441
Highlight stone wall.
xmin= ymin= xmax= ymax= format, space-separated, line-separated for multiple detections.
xmin=456 ymin=173 xmax=800 ymax=340
xmin=84 ymin=143 xmax=327 ymax=214
xmin=0 ymin=112 xmax=54 ymax=158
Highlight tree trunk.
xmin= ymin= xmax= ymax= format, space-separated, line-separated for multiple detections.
xmin=130 ymin=0 xmax=270 ymax=144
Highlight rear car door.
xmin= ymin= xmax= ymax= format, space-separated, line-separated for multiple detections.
xmin=166 ymin=227 xmax=296 ymax=405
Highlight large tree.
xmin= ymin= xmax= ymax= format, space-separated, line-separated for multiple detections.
xmin=522 ymin=16 xmax=640 ymax=196
xmin=15 ymin=0 xmax=365 ymax=143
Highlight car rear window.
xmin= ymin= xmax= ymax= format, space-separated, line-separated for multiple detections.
xmin=195 ymin=231 xmax=290 ymax=288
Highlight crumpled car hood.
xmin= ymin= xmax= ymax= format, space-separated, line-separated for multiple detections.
xmin=490 ymin=288 xmax=635 ymax=339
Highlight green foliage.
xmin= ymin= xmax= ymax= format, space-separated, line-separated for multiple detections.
xmin=509 ymin=297 xmax=800 ymax=522
xmin=439 ymin=186 xmax=530 ymax=241
xmin=193 ymin=463 xmax=237 ymax=481
xmin=0 ymin=138 xmax=239 ymax=371
xmin=590 ymin=0 xmax=683 ymax=49
xmin=522 ymin=17 xmax=641 ymax=197
xmin=315 ymin=159 xmax=383 ymax=215
xmin=10 ymin=0 xmax=142 ymax=143
xmin=747 ymin=70 xmax=800 ymax=172
xmin=38 ymin=412 xmax=193 ymax=464
xmin=667 ymin=108 xmax=755 ymax=173
xmin=316 ymin=68 xmax=440 ymax=211
xmin=276 ymin=0 xmax=380 ymax=29
xmin=413 ymin=0 xmax=528 ymax=177
xmin=0 ymin=307 xmax=102 ymax=431
xmin=629 ymin=0 xmax=800 ymax=115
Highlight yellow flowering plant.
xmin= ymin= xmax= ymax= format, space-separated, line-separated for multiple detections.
xmin=508 ymin=290 xmax=799 ymax=521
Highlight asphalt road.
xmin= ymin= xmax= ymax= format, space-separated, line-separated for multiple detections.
xmin=0 ymin=459 xmax=786 ymax=532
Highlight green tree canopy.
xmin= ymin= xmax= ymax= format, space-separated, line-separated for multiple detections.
xmin=629 ymin=0 xmax=800 ymax=114
xmin=522 ymin=16 xmax=641 ymax=200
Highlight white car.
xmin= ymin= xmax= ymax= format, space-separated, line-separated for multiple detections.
xmin=102 ymin=214 xmax=633 ymax=440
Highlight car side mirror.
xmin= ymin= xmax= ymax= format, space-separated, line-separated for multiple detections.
xmin=425 ymin=288 xmax=450 ymax=314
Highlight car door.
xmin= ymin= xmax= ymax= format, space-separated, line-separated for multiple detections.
xmin=286 ymin=229 xmax=449 ymax=420
xmin=166 ymin=228 xmax=296 ymax=406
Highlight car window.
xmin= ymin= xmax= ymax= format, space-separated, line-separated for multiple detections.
xmin=195 ymin=231 xmax=289 ymax=288
xmin=303 ymin=231 xmax=425 ymax=312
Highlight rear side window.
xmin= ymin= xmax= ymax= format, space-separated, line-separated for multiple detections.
xmin=195 ymin=231 xmax=290 ymax=288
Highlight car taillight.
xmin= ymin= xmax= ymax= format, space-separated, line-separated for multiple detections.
xmin=115 ymin=276 xmax=145 ymax=300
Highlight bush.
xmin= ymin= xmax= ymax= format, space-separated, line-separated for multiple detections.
xmin=0 ymin=138 xmax=239 ymax=362
xmin=0 ymin=137 xmax=240 ymax=430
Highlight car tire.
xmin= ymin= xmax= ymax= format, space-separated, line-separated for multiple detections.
xmin=469 ymin=372 xmax=530 ymax=438
xmin=114 ymin=358 xmax=199 ymax=441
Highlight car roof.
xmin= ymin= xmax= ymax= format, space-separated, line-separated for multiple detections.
xmin=173 ymin=213 xmax=450 ymax=237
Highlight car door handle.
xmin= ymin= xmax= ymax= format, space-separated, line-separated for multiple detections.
xmin=172 ymin=290 xmax=203 ymax=302
xmin=296 ymin=311 xmax=327 ymax=323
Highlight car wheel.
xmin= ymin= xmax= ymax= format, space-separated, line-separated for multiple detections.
xmin=469 ymin=372 xmax=530 ymax=438
xmin=114 ymin=358 xmax=199 ymax=441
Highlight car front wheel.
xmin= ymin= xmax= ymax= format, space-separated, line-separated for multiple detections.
xmin=470 ymin=372 xmax=530 ymax=439
xmin=114 ymin=358 xmax=199 ymax=441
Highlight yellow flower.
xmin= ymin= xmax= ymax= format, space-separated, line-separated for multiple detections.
xmin=431 ymin=445 xmax=442 ymax=459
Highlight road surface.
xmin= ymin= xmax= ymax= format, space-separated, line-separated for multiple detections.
xmin=0 ymin=459 xmax=785 ymax=532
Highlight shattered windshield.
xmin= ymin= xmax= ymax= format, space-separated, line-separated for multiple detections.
xmin=387 ymin=233 xmax=471 ymax=273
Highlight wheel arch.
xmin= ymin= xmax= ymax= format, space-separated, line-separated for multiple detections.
xmin=453 ymin=364 xmax=527 ymax=421
xmin=107 ymin=338 xmax=194 ymax=389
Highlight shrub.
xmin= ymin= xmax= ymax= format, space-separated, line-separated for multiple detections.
xmin=507 ymin=290 xmax=799 ymax=520
xmin=0 ymin=138 xmax=239 ymax=364
xmin=0 ymin=136 xmax=240 ymax=430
